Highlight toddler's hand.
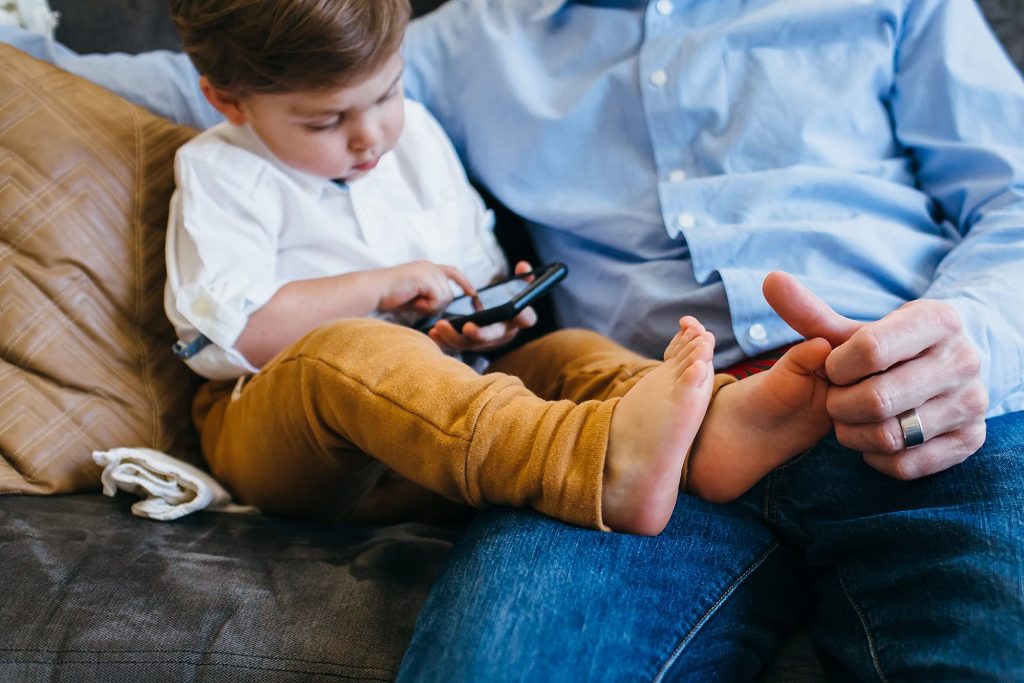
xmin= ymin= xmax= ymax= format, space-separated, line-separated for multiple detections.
xmin=428 ymin=261 xmax=538 ymax=352
xmin=377 ymin=260 xmax=475 ymax=314
xmin=429 ymin=307 xmax=538 ymax=353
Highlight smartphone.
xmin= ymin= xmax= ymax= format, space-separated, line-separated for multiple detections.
xmin=416 ymin=262 xmax=568 ymax=333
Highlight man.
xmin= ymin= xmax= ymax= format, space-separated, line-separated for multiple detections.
xmin=3 ymin=0 xmax=1022 ymax=678
xmin=394 ymin=1 xmax=1024 ymax=679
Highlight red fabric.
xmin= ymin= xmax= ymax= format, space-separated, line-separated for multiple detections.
xmin=721 ymin=344 xmax=797 ymax=379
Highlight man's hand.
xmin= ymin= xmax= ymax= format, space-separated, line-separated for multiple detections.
xmin=762 ymin=271 xmax=988 ymax=479
xmin=428 ymin=261 xmax=538 ymax=353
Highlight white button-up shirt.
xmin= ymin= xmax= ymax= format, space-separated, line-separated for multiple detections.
xmin=165 ymin=100 xmax=507 ymax=380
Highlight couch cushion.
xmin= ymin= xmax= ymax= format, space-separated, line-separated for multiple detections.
xmin=0 ymin=44 xmax=201 ymax=495
xmin=0 ymin=493 xmax=458 ymax=682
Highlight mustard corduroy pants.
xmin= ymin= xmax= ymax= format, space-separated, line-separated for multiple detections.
xmin=193 ymin=319 xmax=712 ymax=530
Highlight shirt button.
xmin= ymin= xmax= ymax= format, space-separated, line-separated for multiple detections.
xmin=748 ymin=323 xmax=769 ymax=344
xmin=192 ymin=300 xmax=211 ymax=317
xmin=668 ymin=169 xmax=687 ymax=183
xmin=676 ymin=213 xmax=695 ymax=229
xmin=656 ymin=0 xmax=674 ymax=15
xmin=649 ymin=69 xmax=669 ymax=88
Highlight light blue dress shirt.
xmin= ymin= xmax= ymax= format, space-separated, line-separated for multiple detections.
xmin=404 ymin=0 xmax=1024 ymax=416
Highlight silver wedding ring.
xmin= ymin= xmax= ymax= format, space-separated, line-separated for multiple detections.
xmin=898 ymin=408 xmax=925 ymax=449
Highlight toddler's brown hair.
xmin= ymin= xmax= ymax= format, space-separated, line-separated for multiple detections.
xmin=168 ymin=0 xmax=411 ymax=94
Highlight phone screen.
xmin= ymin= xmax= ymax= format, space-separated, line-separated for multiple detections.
xmin=445 ymin=277 xmax=530 ymax=316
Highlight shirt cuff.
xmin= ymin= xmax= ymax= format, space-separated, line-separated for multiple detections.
xmin=176 ymin=282 xmax=275 ymax=350
xmin=940 ymin=295 xmax=1023 ymax=418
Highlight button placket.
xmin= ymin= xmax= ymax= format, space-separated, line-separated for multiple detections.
xmin=642 ymin=1 xmax=703 ymax=240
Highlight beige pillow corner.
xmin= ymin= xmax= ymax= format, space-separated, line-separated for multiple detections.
xmin=0 ymin=44 xmax=203 ymax=495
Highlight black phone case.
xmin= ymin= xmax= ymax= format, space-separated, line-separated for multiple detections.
xmin=446 ymin=262 xmax=567 ymax=332
xmin=417 ymin=262 xmax=567 ymax=333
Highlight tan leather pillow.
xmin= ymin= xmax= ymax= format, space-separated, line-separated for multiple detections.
xmin=0 ymin=45 xmax=202 ymax=494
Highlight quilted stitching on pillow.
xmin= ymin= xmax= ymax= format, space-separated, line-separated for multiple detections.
xmin=0 ymin=44 xmax=201 ymax=494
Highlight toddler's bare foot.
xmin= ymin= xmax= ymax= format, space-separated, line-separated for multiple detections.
xmin=687 ymin=337 xmax=833 ymax=503
xmin=603 ymin=317 xmax=715 ymax=535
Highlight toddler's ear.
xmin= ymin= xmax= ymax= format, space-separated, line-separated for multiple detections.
xmin=199 ymin=76 xmax=247 ymax=126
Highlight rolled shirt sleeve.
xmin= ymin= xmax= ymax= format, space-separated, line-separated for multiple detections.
xmin=165 ymin=152 xmax=282 ymax=379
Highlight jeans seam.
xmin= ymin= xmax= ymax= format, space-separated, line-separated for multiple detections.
xmin=837 ymin=565 xmax=889 ymax=683
xmin=763 ymin=469 xmax=777 ymax=524
xmin=652 ymin=540 xmax=781 ymax=682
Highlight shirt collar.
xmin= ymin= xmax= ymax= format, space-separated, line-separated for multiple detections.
xmin=225 ymin=123 xmax=340 ymax=197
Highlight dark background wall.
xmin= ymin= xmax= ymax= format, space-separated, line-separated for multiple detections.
xmin=50 ymin=0 xmax=181 ymax=53
xmin=982 ymin=0 xmax=1024 ymax=70
xmin=47 ymin=0 xmax=1024 ymax=72
xmin=48 ymin=0 xmax=449 ymax=54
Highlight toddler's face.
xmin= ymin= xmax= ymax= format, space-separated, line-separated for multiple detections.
xmin=237 ymin=51 xmax=406 ymax=181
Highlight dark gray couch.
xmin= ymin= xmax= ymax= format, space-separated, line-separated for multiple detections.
xmin=2 ymin=2 xmax=1022 ymax=681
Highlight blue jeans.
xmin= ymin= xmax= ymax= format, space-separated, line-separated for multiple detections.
xmin=397 ymin=411 xmax=1024 ymax=681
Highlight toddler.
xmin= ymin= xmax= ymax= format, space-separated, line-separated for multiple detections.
xmin=166 ymin=0 xmax=833 ymax=535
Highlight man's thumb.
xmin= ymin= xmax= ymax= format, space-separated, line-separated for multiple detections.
xmin=762 ymin=271 xmax=861 ymax=347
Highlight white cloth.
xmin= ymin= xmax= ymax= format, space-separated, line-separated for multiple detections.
xmin=0 ymin=0 xmax=58 ymax=38
xmin=93 ymin=447 xmax=258 ymax=521
xmin=165 ymin=99 xmax=507 ymax=380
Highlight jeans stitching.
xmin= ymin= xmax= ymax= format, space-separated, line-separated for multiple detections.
xmin=776 ymin=445 xmax=814 ymax=470
xmin=763 ymin=469 xmax=776 ymax=524
xmin=837 ymin=565 xmax=889 ymax=683
xmin=652 ymin=540 xmax=781 ymax=682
